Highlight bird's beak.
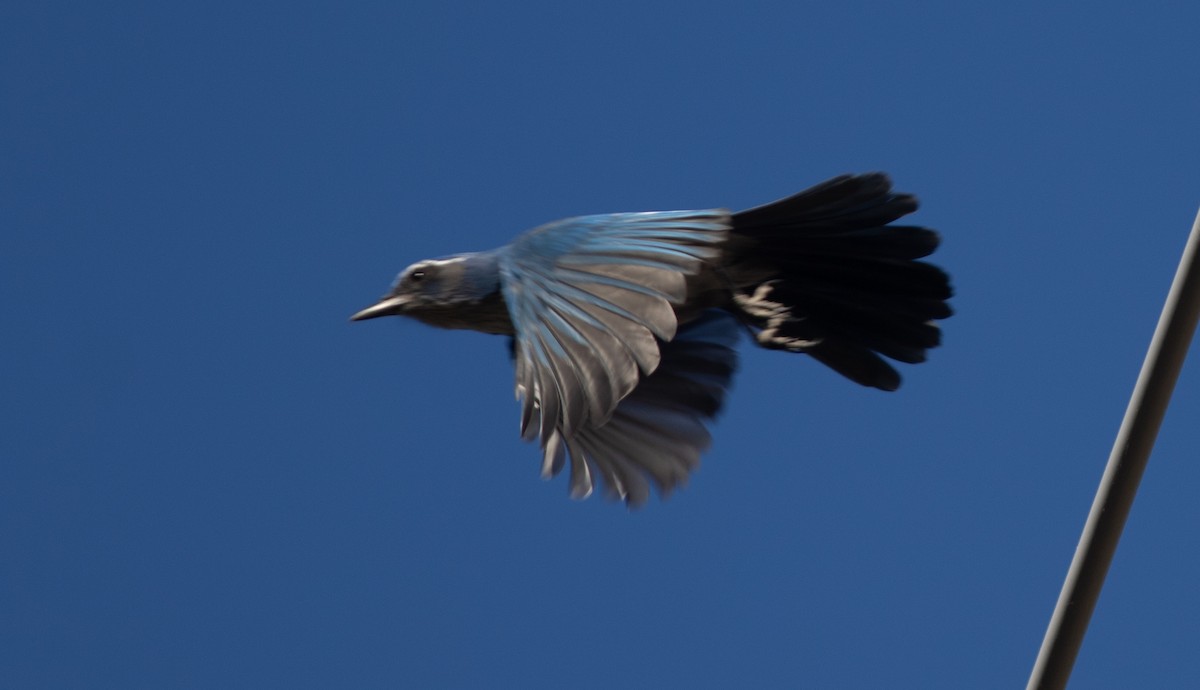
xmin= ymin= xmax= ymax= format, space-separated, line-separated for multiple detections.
xmin=350 ymin=295 xmax=408 ymax=322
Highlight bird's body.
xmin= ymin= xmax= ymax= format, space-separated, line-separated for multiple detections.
xmin=353 ymin=173 xmax=953 ymax=505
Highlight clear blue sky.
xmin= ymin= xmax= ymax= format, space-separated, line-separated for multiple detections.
xmin=4 ymin=2 xmax=1199 ymax=688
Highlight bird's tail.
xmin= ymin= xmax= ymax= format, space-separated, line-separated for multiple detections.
xmin=727 ymin=173 xmax=953 ymax=391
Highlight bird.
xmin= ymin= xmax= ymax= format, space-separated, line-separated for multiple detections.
xmin=352 ymin=172 xmax=953 ymax=506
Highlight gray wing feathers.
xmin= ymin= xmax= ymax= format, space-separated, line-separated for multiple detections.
xmin=543 ymin=310 xmax=740 ymax=505
xmin=500 ymin=210 xmax=730 ymax=452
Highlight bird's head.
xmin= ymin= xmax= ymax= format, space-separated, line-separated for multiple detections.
xmin=350 ymin=253 xmax=513 ymax=334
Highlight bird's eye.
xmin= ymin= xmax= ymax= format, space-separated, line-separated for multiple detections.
xmin=410 ymin=270 xmax=426 ymax=282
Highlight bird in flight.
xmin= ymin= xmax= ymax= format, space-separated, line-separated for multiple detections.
xmin=352 ymin=173 xmax=952 ymax=505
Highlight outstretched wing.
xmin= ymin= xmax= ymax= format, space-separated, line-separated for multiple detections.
xmin=538 ymin=310 xmax=740 ymax=506
xmin=497 ymin=210 xmax=730 ymax=452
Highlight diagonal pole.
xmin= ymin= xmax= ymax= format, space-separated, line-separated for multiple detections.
xmin=1027 ymin=208 xmax=1200 ymax=690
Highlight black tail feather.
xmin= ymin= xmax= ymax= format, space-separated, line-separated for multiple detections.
xmin=756 ymin=225 xmax=942 ymax=261
xmin=734 ymin=173 xmax=919 ymax=231
xmin=729 ymin=172 xmax=953 ymax=390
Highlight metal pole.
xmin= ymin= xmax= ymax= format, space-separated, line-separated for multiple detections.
xmin=1027 ymin=208 xmax=1200 ymax=690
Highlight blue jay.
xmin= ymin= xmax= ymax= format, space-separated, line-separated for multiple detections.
xmin=352 ymin=173 xmax=952 ymax=505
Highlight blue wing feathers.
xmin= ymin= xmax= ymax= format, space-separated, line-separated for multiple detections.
xmin=498 ymin=210 xmax=732 ymax=501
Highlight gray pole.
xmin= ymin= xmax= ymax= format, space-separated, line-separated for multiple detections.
xmin=1027 ymin=208 xmax=1200 ymax=690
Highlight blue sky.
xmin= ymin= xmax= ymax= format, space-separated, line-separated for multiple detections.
xmin=4 ymin=1 xmax=1199 ymax=688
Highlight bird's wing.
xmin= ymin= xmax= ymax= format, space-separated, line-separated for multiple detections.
xmin=538 ymin=310 xmax=740 ymax=505
xmin=498 ymin=210 xmax=730 ymax=449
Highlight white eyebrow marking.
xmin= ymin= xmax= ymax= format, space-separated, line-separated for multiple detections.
xmin=422 ymin=257 xmax=466 ymax=268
